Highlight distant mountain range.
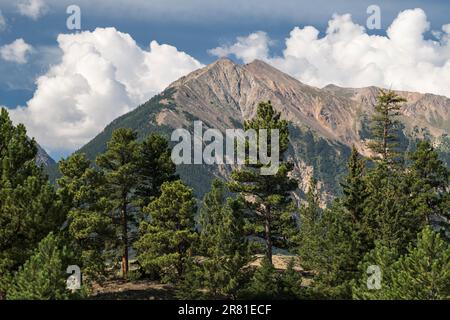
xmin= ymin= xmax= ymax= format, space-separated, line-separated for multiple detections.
xmin=45 ymin=58 xmax=450 ymax=201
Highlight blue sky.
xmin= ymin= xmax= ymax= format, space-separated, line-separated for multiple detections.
xmin=1 ymin=0 xmax=450 ymax=159
xmin=1 ymin=0 xmax=449 ymax=105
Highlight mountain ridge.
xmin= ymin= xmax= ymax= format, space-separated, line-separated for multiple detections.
xmin=55 ymin=58 xmax=449 ymax=200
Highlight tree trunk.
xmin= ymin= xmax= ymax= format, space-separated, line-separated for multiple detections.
xmin=264 ymin=212 xmax=273 ymax=265
xmin=121 ymin=204 xmax=129 ymax=279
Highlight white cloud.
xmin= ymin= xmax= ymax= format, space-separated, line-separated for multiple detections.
xmin=209 ymin=31 xmax=272 ymax=63
xmin=17 ymin=0 xmax=48 ymax=20
xmin=0 ymin=38 xmax=33 ymax=64
xmin=210 ymin=8 xmax=450 ymax=98
xmin=9 ymin=27 xmax=203 ymax=155
xmin=0 ymin=10 xmax=6 ymax=31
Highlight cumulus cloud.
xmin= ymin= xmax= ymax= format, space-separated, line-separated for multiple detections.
xmin=210 ymin=8 xmax=450 ymax=98
xmin=209 ymin=31 xmax=272 ymax=63
xmin=0 ymin=10 xmax=6 ymax=31
xmin=0 ymin=39 xmax=33 ymax=64
xmin=17 ymin=0 xmax=48 ymax=20
xmin=9 ymin=28 xmax=203 ymax=155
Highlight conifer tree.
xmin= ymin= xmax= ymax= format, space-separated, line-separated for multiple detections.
xmin=58 ymin=153 xmax=113 ymax=281
xmin=407 ymin=140 xmax=450 ymax=234
xmin=297 ymin=177 xmax=322 ymax=270
xmin=308 ymin=203 xmax=363 ymax=299
xmin=340 ymin=146 xmax=368 ymax=225
xmin=353 ymin=227 xmax=450 ymax=300
xmin=363 ymin=91 xmax=420 ymax=251
xmin=6 ymin=233 xmax=85 ymax=300
xmin=135 ymin=180 xmax=198 ymax=282
xmin=174 ymin=258 xmax=205 ymax=300
xmin=228 ymin=101 xmax=298 ymax=264
xmin=244 ymin=258 xmax=280 ymax=299
xmin=135 ymin=133 xmax=178 ymax=209
xmin=0 ymin=108 xmax=64 ymax=296
xmin=199 ymin=179 xmax=251 ymax=299
xmin=96 ymin=128 xmax=140 ymax=279
xmin=368 ymin=89 xmax=406 ymax=165
xmin=279 ymin=258 xmax=303 ymax=299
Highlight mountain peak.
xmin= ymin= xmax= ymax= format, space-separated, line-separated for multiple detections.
xmin=211 ymin=57 xmax=237 ymax=67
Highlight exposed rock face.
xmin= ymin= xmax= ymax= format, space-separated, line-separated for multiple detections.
xmin=36 ymin=143 xmax=56 ymax=167
xmin=168 ymin=58 xmax=449 ymax=156
xmin=77 ymin=58 xmax=450 ymax=201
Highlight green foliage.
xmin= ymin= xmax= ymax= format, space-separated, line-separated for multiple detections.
xmin=228 ymin=101 xmax=298 ymax=264
xmin=95 ymin=128 xmax=140 ymax=278
xmin=175 ymin=258 xmax=206 ymax=300
xmin=243 ymin=258 xmax=280 ymax=299
xmin=0 ymin=108 xmax=64 ymax=294
xmin=279 ymin=258 xmax=303 ymax=299
xmin=368 ymin=89 xmax=406 ymax=164
xmin=353 ymin=227 xmax=450 ymax=300
xmin=57 ymin=153 xmax=113 ymax=282
xmin=297 ymin=177 xmax=322 ymax=271
xmin=308 ymin=203 xmax=363 ymax=299
xmin=199 ymin=179 xmax=252 ymax=299
xmin=59 ymin=129 xmax=178 ymax=281
xmin=135 ymin=180 xmax=198 ymax=283
xmin=340 ymin=146 xmax=369 ymax=226
xmin=406 ymin=140 xmax=450 ymax=235
xmin=6 ymin=233 xmax=86 ymax=300
xmin=135 ymin=133 xmax=178 ymax=208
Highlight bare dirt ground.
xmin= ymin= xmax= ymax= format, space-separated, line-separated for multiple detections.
xmin=90 ymin=255 xmax=311 ymax=300
xmin=91 ymin=280 xmax=176 ymax=300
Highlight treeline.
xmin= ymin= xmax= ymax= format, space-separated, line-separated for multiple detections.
xmin=0 ymin=91 xmax=448 ymax=300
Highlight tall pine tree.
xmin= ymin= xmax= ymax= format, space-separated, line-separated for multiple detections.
xmin=0 ymin=108 xmax=64 ymax=297
xmin=135 ymin=133 xmax=178 ymax=209
xmin=228 ymin=101 xmax=298 ymax=264
xmin=58 ymin=153 xmax=113 ymax=281
xmin=135 ymin=180 xmax=198 ymax=282
xmin=96 ymin=128 xmax=140 ymax=279
xmin=367 ymin=89 xmax=406 ymax=165
xmin=199 ymin=179 xmax=251 ymax=299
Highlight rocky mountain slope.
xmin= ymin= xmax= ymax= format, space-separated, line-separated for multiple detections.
xmin=36 ymin=143 xmax=56 ymax=167
xmin=71 ymin=58 xmax=450 ymax=201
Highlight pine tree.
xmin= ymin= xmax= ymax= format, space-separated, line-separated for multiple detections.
xmin=6 ymin=233 xmax=85 ymax=300
xmin=363 ymin=164 xmax=412 ymax=251
xmin=363 ymin=91 xmax=421 ymax=252
xmin=199 ymin=179 xmax=251 ymax=299
xmin=279 ymin=258 xmax=303 ymax=299
xmin=340 ymin=146 xmax=368 ymax=225
xmin=297 ymin=177 xmax=322 ymax=271
xmin=309 ymin=203 xmax=363 ymax=299
xmin=367 ymin=89 xmax=406 ymax=165
xmin=353 ymin=227 xmax=450 ymax=300
xmin=351 ymin=240 xmax=399 ymax=300
xmin=135 ymin=133 xmax=178 ymax=209
xmin=244 ymin=258 xmax=280 ymax=299
xmin=388 ymin=227 xmax=449 ymax=299
xmin=174 ymin=258 xmax=205 ymax=300
xmin=135 ymin=180 xmax=198 ymax=283
xmin=96 ymin=128 xmax=140 ymax=279
xmin=228 ymin=101 xmax=298 ymax=264
xmin=0 ymin=108 xmax=64 ymax=296
xmin=58 ymin=153 xmax=113 ymax=281
xmin=407 ymin=140 xmax=450 ymax=234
